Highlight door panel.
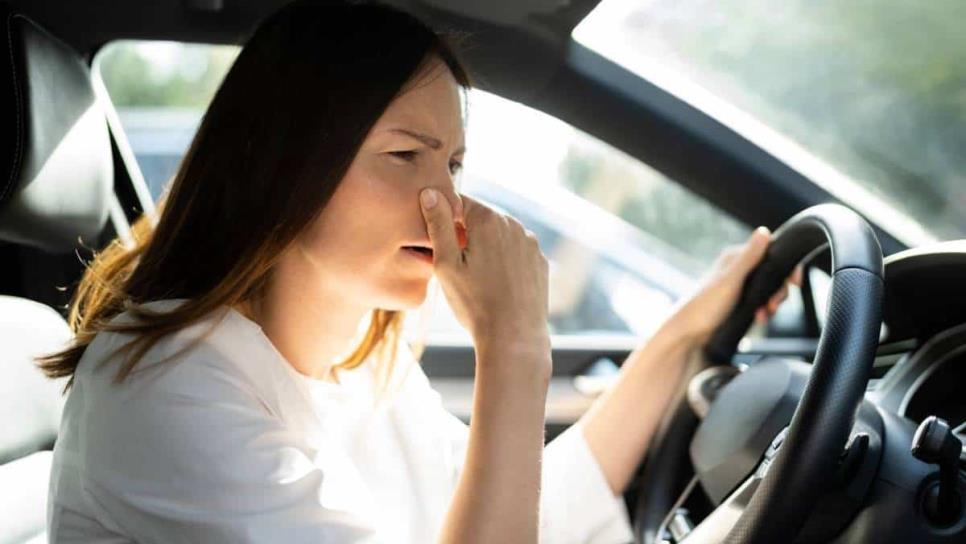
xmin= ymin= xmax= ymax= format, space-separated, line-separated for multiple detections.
xmin=422 ymin=337 xmax=819 ymax=442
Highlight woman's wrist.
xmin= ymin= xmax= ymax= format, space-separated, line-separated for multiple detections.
xmin=656 ymin=308 xmax=707 ymax=351
xmin=473 ymin=322 xmax=550 ymax=355
xmin=474 ymin=333 xmax=552 ymax=381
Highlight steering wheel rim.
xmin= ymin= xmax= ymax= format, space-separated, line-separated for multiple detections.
xmin=635 ymin=203 xmax=884 ymax=543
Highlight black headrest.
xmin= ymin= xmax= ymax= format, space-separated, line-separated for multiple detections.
xmin=0 ymin=4 xmax=111 ymax=253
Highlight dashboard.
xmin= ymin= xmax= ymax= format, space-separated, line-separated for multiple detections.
xmin=865 ymin=241 xmax=966 ymax=454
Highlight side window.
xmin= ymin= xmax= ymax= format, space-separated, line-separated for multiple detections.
xmin=95 ymin=40 xmax=750 ymax=344
xmin=95 ymin=41 xmax=239 ymax=198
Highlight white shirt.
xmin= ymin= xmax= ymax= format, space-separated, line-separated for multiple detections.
xmin=47 ymin=299 xmax=634 ymax=543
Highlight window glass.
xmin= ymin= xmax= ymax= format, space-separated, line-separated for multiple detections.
xmin=96 ymin=40 xmax=749 ymax=342
xmin=95 ymin=41 xmax=239 ymax=197
xmin=574 ymin=0 xmax=966 ymax=242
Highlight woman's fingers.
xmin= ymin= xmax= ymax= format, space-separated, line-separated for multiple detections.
xmin=421 ymin=191 xmax=550 ymax=353
xmin=769 ymin=284 xmax=789 ymax=312
xmin=419 ymin=188 xmax=460 ymax=269
xmin=731 ymin=227 xmax=771 ymax=278
xmin=789 ymin=264 xmax=804 ymax=286
xmin=756 ymin=265 xmax=803 ymax=323
xmin=755 ymin=308 xmax=769 ymax=324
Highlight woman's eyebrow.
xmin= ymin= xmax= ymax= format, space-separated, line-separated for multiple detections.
xmin=389 ymin=128 xmax=465 ymax=154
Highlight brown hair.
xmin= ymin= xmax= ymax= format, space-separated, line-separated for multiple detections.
xmin=37 ymin=0 xmax=471 ymax=392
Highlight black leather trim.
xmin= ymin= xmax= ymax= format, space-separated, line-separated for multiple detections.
xmin=0 ymin=3 xmax=110 ymax=253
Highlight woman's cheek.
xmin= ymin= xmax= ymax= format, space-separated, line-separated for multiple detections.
xmin=362 ymin=173 xmax=414 ymax=211
xmin=338 ymin=156 xmax=422 ymax=234
xmin=359 ymin=156 xmax=417 ymax=199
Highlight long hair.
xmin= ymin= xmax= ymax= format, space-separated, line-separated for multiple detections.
xmin=37 ymin=0 xmax=471 ymax=393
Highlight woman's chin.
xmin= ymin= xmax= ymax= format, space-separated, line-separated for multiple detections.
xmin=378 ymin=281 xmax=430 ymax=311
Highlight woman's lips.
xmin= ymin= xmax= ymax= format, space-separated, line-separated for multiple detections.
xmin=402 ymin=222 xmax=464 ymax=265
xmin=402 ymin=246 xmax=434 ymax=264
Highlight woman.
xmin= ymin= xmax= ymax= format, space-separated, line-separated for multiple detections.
xmin=41 ymin=1 xmax=796 ymax=542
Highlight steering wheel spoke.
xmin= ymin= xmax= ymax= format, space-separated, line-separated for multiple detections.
xmin=681 ymin=473 xmax=759 ymax=543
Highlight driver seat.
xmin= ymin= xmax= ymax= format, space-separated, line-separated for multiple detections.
xmin=0 ymin=3 xmax=112 ymax=541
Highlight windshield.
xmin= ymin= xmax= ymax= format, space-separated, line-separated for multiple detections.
xmin=575 ymin=0 xmax=966 ymax=243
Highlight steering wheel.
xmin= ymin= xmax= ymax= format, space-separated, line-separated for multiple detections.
xmin=634 ymin=203 xmax=884 ymax=543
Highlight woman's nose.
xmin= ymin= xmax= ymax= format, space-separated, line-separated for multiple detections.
xmin=425 ymin=176 xmax=464 ymax=224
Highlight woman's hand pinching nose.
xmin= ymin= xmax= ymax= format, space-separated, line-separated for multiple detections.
xmin=419 ymin=188 xmax=461 ymax=270
xmin=418 ymin=190 xmax=550 ymax=351
xmin=419 ymin=188 xmax=468 ymax=253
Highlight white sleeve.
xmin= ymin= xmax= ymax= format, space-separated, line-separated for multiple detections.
xmin=81 ymin=361 xmax=384 ymax=544
xmin=401 ymin=356 xmax=634 ymax=544
xmin=540 ymin=423 xmax=635 ymax=544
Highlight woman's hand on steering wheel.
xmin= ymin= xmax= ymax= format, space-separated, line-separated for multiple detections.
xmin=668 ymin=226 xmax=803 ymax=345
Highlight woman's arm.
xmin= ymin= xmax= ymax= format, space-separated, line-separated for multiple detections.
xmin=579 ymin=318 xmax=697 ymax=495
xmin=581 ymin=227 xmax=800 ymax=495
xmin=419 ymin=190 xmax=553 ymax=543
xmin=438 ymin=340 xmax=551 ymax=544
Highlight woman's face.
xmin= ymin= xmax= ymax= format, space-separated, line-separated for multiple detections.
xmin=296 ymin=60 xmax=465 ymax=311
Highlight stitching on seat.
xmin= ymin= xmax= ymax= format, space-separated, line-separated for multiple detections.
xmin=1 ymin=12 xmax=24 ymax=204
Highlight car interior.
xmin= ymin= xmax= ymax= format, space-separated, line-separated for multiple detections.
xmin=1 ymin=0 xmax=964 ymax=543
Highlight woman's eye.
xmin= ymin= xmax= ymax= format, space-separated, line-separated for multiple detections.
xmin=388 ymin=150 xmax=461 ymax=175
xmin=389 ymin=150 xmax=419 ymax=162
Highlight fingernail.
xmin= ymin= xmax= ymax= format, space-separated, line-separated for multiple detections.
xmin=421 ymin=189 xmax=438 ymax=209
xmin=455 ymin=222 xmax=468 ymax=250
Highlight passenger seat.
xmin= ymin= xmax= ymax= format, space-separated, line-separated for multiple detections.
xmin=0 ymin=3 xmax=113 ymax=542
